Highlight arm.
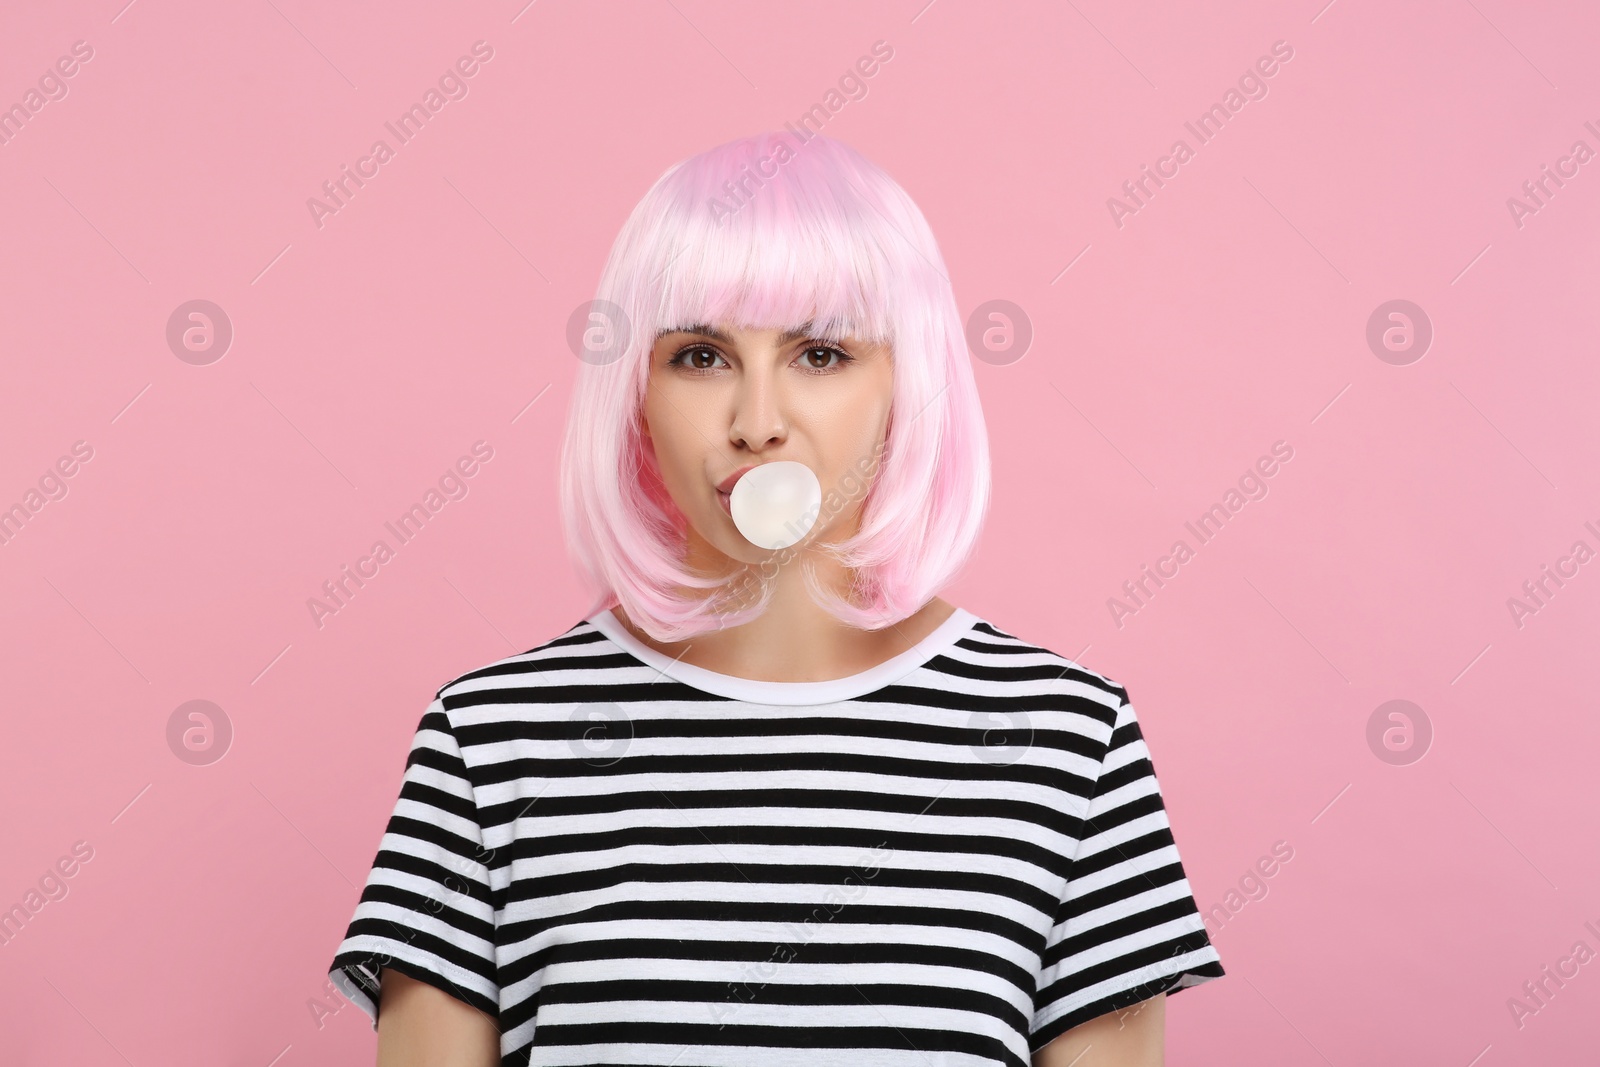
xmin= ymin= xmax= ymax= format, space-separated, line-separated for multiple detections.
xmin=376 ymin=968 xmax=499 ymax=1067
xmin=1033 ymin=992 xmax=1165 ymax=1067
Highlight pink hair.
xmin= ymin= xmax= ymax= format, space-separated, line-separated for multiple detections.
xmin=557 ymin=130 xmax=990 ymax=642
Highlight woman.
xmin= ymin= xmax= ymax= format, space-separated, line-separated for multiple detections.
xmin=329 ymin=131 xmax=1224 ymax=1067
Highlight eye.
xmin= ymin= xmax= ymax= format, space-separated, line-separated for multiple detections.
xmin=798 ymin=344 xmax=856 ymax=373
xmin=666 ymin=344 xmax=728 ymax=374
xmin=664 ymin=341 xmax=857 ymax=376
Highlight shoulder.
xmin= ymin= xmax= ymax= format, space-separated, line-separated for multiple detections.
xmin=429 ymin=616 xmax=621 ymax=714
xmin=949 ymin=614 xmax=1130 ymax=723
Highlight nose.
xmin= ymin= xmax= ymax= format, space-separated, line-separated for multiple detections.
xmin=728 ymin=364 xmax=787 ymax=450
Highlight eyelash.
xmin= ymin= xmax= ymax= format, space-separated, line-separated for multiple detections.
xmin=666 ymin=343 xmax=856 ymax=376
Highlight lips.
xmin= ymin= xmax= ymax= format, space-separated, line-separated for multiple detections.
xmin=717 ymin=465 xmax=755 ymax=495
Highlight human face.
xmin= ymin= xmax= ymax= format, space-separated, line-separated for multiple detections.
xmin=641 ymin=322 xmax=893 ymax=567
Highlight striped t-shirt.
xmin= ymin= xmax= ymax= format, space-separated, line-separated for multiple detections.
xmin=328 ymin=606 xmax=1224 ymax=1066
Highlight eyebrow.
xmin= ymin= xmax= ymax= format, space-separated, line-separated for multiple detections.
xmin=656 ymin=322 xmax=822 ymax=345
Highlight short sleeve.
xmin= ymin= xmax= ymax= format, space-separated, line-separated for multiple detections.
xmin=1030 ymin=694 xmax=1224 ymax=1052
xmin=328 ymin=698 xmax=500 ymax=1029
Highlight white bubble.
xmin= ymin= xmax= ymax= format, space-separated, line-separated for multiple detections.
xmin=730 ymin=461 xmax=822 ymax=550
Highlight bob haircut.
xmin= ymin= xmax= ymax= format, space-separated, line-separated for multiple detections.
xmin=558 ymin=130 xmax=990 ymax=643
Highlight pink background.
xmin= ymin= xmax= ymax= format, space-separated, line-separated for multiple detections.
xmin=2 ymin=1 xmax=1597 ymax=1063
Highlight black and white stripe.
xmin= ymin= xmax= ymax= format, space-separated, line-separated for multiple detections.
xmin=330 ymin=608 xmax=1224 ymax=1065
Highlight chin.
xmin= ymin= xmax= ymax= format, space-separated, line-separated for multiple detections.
xmin=713 ymin=530 xmax=780 ymax=564
xmin=687 ymin=509 xmax=825 ymax=568
xmin=680 ymin=512 xmax=769 ymax=565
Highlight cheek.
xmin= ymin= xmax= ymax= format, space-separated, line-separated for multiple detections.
xmin=845 ymin=383 xmax=892 ymax=443
xmin=820 ymin=401 xmax=890 ymax=494
xmin=643 ymin=394 xmax=707 ymax=491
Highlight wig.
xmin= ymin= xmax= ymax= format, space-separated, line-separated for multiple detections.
xmin=557 ymin=130 xmax=991 ymax=643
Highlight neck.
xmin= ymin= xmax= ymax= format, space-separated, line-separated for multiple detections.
xmin=614 ymin=542 xmax=955 ymax=684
